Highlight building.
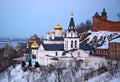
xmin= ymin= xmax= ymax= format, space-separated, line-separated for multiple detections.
xmin=91 ymin=9 xmax=120 ymax=32
xmin=27 ymin=34 xmax=41 ymax=49
xmin=95 ymin=37 xmax=120 ymax=60
xmin=32 ymin=12 xmax=108 ymax=69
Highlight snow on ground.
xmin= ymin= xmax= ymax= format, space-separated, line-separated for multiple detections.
xmin=0 ymin=64 xmax=67 ymax=82
xmin=87 ymin=71 xmax=120 ymax=82
xmin=0 ymin=64 xmax=120 ymax=82
xmin=109 ymin=77 xmax=120 ymax=82
xmin=86 ymin=72 xmax=109 ymax=82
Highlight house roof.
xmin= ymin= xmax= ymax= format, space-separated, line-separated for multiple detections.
xmin=43 ymin=44 xmax=64 ymax=51
xmin=79 ymin=43 xmax=94 ymax=51
xmin=42 ymin=43 xmax=93 ymax=51
xmin=68 ymin=13 xmax=76 ymax=32
xmin=31 ymin=40 xmax=39 ymax=49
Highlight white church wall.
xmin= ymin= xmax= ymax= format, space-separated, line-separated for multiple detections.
xmin=82 ymin=56 xmax=108 ymax=69
xmin=55 ymin=30 xmax=62 ymax=37
xmin=37 ymin=50 xmax=64 ymax=65
xmin=31 ymin=49 xmax=38 ymax=55
xmin=64 ymin=38 xmax=79 ymax=51
xmin=72 ymin=49 xmax=89 ymax=58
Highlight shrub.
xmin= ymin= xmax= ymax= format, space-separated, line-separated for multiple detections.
xmin=21 ymin=61 xmax=26 ymax=67
xmin=34 ymin=62 xmax=40 ymax=68
xmin=97 ymin=66 xmax=108 ymax=73
xmin=28 ymin=60 xmax=32 ymax=67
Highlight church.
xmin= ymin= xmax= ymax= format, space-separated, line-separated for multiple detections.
xmin=30 ymin=12 xmax=108 ymax=69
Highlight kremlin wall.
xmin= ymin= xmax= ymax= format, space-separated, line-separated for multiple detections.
xmin=91 ymin=9 xmax=120 ymax=32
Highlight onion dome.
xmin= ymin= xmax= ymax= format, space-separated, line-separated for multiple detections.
xmin=46 ymin=31 xmax=50 ymax=34
xmin=54 ymin=24 xmax=63 ymax=30
xmin=31 ymin=40 xmax=39 ymax=49
xmin=101 ymin=8 xmax=107 ymax=16
xmin=51 ymin=31 xmax=55 ymax=34
xmin=62 ymin=32 xmax=65 ymax=34
xmin=94 ymin=12 xmax=100 ymax=17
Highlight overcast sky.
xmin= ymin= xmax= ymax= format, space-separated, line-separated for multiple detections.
xmin=0 ymin=0 xmax=120 ymax=38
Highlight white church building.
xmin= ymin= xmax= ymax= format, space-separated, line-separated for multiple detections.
xmin=30 ymin=13 xmax=108 ymax=69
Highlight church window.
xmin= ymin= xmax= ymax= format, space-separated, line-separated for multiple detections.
xmin=75 ymin=40 xmax=77 ymax=48
xmin=85 ymin=61 xmax=88 ymax=67
xmin=95 ymin=62 xmax=97 ymax=65
xmin=78 ymin=52 xmax=80 ymax=57
xmin=71 ymin=41 xmax=73 ymax=48
xmin=55 ymin=52 xmax=57 ymax=56
xmin=98 ymin=63 xmax=100 ymax=67
xmin=71 ymin=32 xmax=73 ymax=37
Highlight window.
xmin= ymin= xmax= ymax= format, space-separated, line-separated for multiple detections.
xmin=78 ymin=52 xmax=80 ymax=57
xmin=98 ymin=63 xmax=100 ymax=67
xmin=71 ymin=41 xmax=73 ymax=48
xmin=55 ymin=52 xmax=57 ymax=56
xmin=95 ymin=62 xmax=97 ymax=65
xmin=75 ymin=40 xmax=77 ymax=48
xmin=71 ymin=32 xmax=73 ymax=37
xmin=85 ymin=61 xmax=88 ymax=67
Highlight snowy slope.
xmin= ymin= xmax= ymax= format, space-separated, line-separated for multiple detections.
xmin=1 ymin=64 xmax=120 ymax=82
xmin=79 ymin=30 xmax=120 ymax=45
xmin=0 ymin=64 xmax=56 ymax=82
xmin=87 ymin=72 xmax=120 ymax=82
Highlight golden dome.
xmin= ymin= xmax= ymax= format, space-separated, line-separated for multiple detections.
xmin=51 ymin=31 xmax=55 ymax=34
xmin=62 ymin=32 xmax=65 ymax=34
xmin=54 ymin=24 xmax=63 ymax=30
xmin=46 ymin=31 xmax=50 ymax=34
xmin=31 ymin=40 xmax=39 ymax=49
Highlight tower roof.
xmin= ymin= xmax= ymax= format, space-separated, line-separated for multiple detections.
xmin=68 ymin=12 xmax=76 ymax=32
xmin=55 ymin=24 xmax=63 ymax=30
xmin=54 ymin=16 xmax=63 ymax=30
xmin=101 ymin=8 xmax=107 ymax=16
xmin=46 ymin=31 xmax=50 ymax=34
xmin=94 ymin=12 xmax=100 ymax=17
xmin=31 ymin=40 xmax=39 ymax=49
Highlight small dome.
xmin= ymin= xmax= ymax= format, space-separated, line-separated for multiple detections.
xmin=31 ymin=40 xmax=39 ymax=49
xmin=62 ymin=32 xmax=65 ymax=34
xmin=55 ymin=24 xmax=63 ymax=30
xmin=46 ymin=31 xmax=50 ymax=34
xmin=51 ymin=31 xmax=55 ymax=34
xmin=94 ymin=12 xmax=100 ymax=17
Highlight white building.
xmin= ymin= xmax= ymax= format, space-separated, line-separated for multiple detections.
xmin=31 ymin=12 xmax=108 ymax=69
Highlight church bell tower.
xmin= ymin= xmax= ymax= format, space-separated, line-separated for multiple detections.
xmin=64 ymin=12 xmax=79 ymax=51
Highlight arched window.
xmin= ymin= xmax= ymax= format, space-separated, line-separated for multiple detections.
xmin=71 ymin=32 xmax=73 ymax=37
xmin=78 ymin=52 xmax=80 ymax=57
xmin=55 ymin=52 xmax=58 ymax=56
xmin=75 ymin=40 xmax=77 ymax=48
xmin=71 ymin=41 xmax=73 ymax=48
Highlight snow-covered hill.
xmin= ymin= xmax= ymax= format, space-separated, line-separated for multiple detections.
xmin=79 ymin=30 xmax=120 ymax=46
xmin=1 ymin=64 xmax=120 ymax=82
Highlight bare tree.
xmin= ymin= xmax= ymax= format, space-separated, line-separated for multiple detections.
xmin=51 ymin=60 xmax=66 ymax=82
xmin=76 ymin=20 xmax=92 ymax=33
